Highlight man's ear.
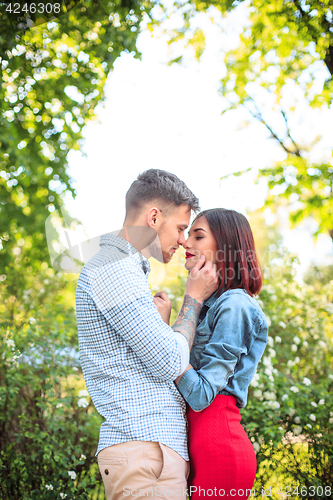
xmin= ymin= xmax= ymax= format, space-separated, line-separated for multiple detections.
xmin=147 ymin=207 xmax=160 ymax=228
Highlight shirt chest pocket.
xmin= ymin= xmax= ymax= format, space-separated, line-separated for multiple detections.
xmin=190 ymin=331 xmax=212 ymax=370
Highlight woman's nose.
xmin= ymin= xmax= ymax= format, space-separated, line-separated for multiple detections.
xmin=183 ymin=237 xmax=191 ymax=249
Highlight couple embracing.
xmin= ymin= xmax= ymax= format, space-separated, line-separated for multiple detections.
xmin=76 ymin=169 xmax=268 ymax=500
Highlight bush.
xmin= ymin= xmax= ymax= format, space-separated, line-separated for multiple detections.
xmin=242 ymin=253 xmax=333 ymax=499
xmin=0 ymin=268 xmax=103 ymax=499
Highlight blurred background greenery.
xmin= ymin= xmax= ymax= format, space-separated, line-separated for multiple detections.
xmin=1 ymin=1 xmax=333 ymax=499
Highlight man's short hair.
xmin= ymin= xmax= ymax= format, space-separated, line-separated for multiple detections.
xmin=125 ymin=169 xmax=200 ymax=220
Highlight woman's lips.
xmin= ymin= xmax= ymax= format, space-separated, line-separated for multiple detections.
xmin=185 ymin=252 xmax=196 ymax=259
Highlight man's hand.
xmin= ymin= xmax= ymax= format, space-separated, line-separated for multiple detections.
xmin=153 ymin=291 xmax=172 ymax=325
xmin=186 ymin=256 xmax=219 ymax=304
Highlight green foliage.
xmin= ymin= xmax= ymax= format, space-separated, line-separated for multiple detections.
xmin=0 ymin=2 xmax=153 ymax=497
xmin=153 ymin=1 xmax=333 ymax=241
xmin=0 ymin=0 xmax=150 ymax=273
xmin=0 ymin=269 xmax=104 ymax=499
xmin=303 ymin=263 xmax=333 ymax=290
xmin=241 ymin=254 xmax=333 ymax=496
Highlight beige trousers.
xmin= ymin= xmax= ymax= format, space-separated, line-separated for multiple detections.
xmin=97 ymin=441 xmax=190 ymax=500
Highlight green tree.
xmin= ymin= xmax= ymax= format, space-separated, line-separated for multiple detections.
xmin=155 ymin=0 xmax=333 ymax=243
xmin=0 ymin=0 xmax=149 ymax=275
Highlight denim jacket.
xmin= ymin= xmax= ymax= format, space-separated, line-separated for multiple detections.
xmin=177 ymin=288 xmax=268 ymax=411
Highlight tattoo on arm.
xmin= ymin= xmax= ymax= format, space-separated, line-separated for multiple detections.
xmin=172 ymin=295 xmax=202 ymax=349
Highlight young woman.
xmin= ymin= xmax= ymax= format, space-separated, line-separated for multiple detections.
xmin=175 ymin=208 xmax=268 ymax=500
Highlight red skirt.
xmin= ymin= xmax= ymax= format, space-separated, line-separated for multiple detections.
xmin=186 ymin=395 xmax=257 ymax=499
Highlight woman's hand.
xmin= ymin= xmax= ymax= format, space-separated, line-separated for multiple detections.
xmin=186 ymin=256 xmax=219 ymax=304
xmin=153 ymin=291 xmax=172 ymax=325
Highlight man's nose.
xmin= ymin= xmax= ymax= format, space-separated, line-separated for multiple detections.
xmin=178 ymin=233 xmax=187 ymax=246
xmin=181 ymin=236 xmax=190 ymax=248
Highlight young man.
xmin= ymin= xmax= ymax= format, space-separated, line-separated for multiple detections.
xmin=76 ymin=169 xmax=218 ymax=500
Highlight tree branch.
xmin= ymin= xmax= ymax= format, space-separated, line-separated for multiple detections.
xmin=280 ymin=110 xmax=302 ymax=156
xmin=245 ymin=98 xmax=301 ymax=156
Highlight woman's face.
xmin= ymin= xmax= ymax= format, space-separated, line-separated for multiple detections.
xmin=184 ymin=216 xmax=218 ymax=271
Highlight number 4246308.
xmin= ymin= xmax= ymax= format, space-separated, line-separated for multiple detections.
xmin=277 ymin=486 xmax=331 ymax=497
xmin=5 ymin=3 xmax=61 ymax=14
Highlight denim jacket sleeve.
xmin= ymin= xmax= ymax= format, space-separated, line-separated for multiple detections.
xmin=177 ymin=293 xmax=260 ymax=411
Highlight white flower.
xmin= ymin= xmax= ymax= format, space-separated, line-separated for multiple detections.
xmin=306 ymin=423 xmax=312 ymax=429
xmin=77 ymin=398 xmax=89 ymax=408
xmin=318 ymin=340 xmax=326 ymax=349
xmin=263 ymin=391 xmax=276 ymax=401
xmin=60 ymin=494 xmax=67 ymax=499
xmin=293 ymin=336 xmax=301 ymax=345
xmin=302 ymin=377 xmax=311 ymax=386
xmin=329 ymin=417 xmax=333 ymax=424
xmin=5 ymin=339 xmax=15 ymax=348
xmin=250 ymin=373 xmax=260 ymax=387
xmin=293 ymin=425 xmax=302 ymax=436
xmin=279 ymin=321 xmax=286 ymax=329
xmin=290 ymin=386 xmax=299 ymax=393
xmin=311 ymin=402 xmax=317 ymax=408
xmin=309 ymin=414 xmax=316 ymax=422
xmin=294 ymin=356 xmax=300 ymax=364
xmin=319 ymin=399 xmax=325 ymax=405
xmin=291 ymin=344 xmax=297 ymax=352
xmin=275 ymin=336 xmax=282 ymax=343
xmin=68 ymin=470 xmax=76 ymax=480
xmin=265 ymin=368 xmax=272 ymax=376
xmin=265 ymin=316 xmax=271 ymax=327
xmin=268 ymin=401 xmax=280 ymax=409
xmin=303 ymin=340 xmax=308 ymax=348
xmin=252 ymin=442 xmax=260 ymax=453
xmin=281 ymin=394 xmax=288 ymax=401
xmin=56 ymin=403 xmax=63 ymax=408
xmin=329 ymin=374 xmax=333 ymax=380
xmin=330 ymin=412 xmax=333 ymax=417
xmin=45 ymin=484 xmax=53 ymax=490
xmin=267 ymin=336 xmax=274 ymax=347
xmin=289 ymin=408 xmax=296 ymax=416
xmin=28 ymin=317 xmax=36 ymax=324
xmin=287 ymin=360 xmax=294 ymax=367
xmin=253 ymin=390 xmax=262 ymax=398
xmin=262 ymin=357 xmax=272 ymax=367
xmin=78 ymin=390 xmax=89 ymax=398
xmin=294 ymin=416 xmax=301 ymax=424
xmin=73 ymin=367 xmax=79 ymax=371
xmin=80 ymin=454 xmax=86 ymax=461
xmin=268 ymin=348 xmax=276 ymax=358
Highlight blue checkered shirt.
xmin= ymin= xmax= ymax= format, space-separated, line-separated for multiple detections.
xmin=76 ymin=233 xmax=189 ymax=460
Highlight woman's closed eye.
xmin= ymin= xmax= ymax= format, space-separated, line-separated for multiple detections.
xmin=195 ymin=237 xmax=203 ymax=240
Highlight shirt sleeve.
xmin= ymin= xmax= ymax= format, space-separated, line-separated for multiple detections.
xmin=172 ymin=331 xmax=190 ymax=375
xmin=177 ymin=295 xmax=258 ymax=411
xmin=90 ymin=258 xmax=186 ymax=381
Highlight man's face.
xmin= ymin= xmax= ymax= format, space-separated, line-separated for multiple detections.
xmin=154 ymin=204 xmax=191 ymax=263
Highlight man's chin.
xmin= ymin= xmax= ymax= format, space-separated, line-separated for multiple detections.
xmin=162 ymin=251 xmax=173 ymax=264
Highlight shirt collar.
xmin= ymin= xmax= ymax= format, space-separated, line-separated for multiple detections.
xmin=99 ymin=232 xmax=150 ymax=275
xmin=203 ymin=289 xmax=220 ymax=308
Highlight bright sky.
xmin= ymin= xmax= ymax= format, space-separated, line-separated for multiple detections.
xmin=62 ymin=3 xmax=333 ymax=278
